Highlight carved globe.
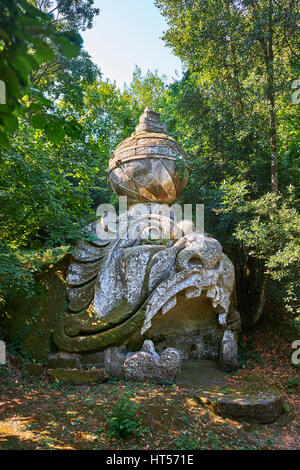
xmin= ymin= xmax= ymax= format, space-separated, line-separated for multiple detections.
xmin=108 ymin=108 xmax=190 ymax=205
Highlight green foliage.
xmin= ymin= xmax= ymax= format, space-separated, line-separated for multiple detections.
xmin=0 ymin=364 xmax=9 ymax=377
xmin=124 ymin=66 xmax=169 ymax=117
xmin=0 ymin=0 xmax=299 ymax=332
xmin=105 ymin=391 xmax=146 ymax=440
xmin=154 ymin=0 xmax=300 ymax=323
xmin=286 ymin=377 xmax=299 ymax=388
xmin=238 ymin=339 xmax=250 ymax=369
xmin=224 ymin=187 xmax=300 ymax=319
xmin=0 ymin=0 xmax=84 ymax=146
xmin=36 ymin=0 xmax=100 ymax=32
xmin=30 ymin=0 xmax=101 ymax=111
xmin=174 ymin=432 xmax=201 ymax=450
xmin=0 ymin=246 xmax=68 ymax=302
xmin=205 ymin=432 xmax=222 ymax=450
xmin=0 ymin=118 xmax=98 ymax=249
xmin=0 ymin=248 xmax=39 ymax=301
xmin=174 ymin=430 xmax=222 ymax=450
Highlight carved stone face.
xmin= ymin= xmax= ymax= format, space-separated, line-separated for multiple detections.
xmin=53 ymin=212 xmax=236 ymax=359
xmin=53 ymin=109 xmax=240 ymax=363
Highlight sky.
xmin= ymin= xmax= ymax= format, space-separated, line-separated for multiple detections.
xmin=81 ymin=0 xmax=183 ymax=89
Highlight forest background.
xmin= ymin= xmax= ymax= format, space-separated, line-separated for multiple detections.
xmin=0 ymin=0 xmax=299 ymax=336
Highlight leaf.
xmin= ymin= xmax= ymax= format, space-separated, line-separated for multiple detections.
xmin=0 ymin=27 xmax=10 ymax=43
xmin=31 ymin=89 xmax=52 ymax=107
xmin=31 ymin=114 xmax=46 ymax=130
xmin=9 ymin=55 xmax=36 ymax=79
xmin=0 ymin=112 xmax=18 ymax=132
xmin=27 ymin=102 xmax=43 ymax=113
xmin=0 ymin=129 xmax=9 ymax=148
xmin=44 ymin=123 xmax=65 ymax=144
xmin=32 ymin=38 xmax=55 ymax=63
xmin=1 ymin=66 xmax=21 ymax=96
xmin=55 ymin=31 xmax=83 ymax=59
xmin=0 ymin=104 xmax=11 ymax=113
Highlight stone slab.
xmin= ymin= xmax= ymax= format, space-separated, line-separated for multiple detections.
xmin=195 ymin=390 xmax=283 ymax=424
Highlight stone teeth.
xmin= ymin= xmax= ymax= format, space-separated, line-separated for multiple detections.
xmin=141 ymin=321 xmax=152 ymax=335
xmin=185 ymin=286 xmax=202 ymax=299
xmin=206 ymin=285 xmax=222 ymax=307
xmin=162 ymin=295 xmax=177 ymax=315
xmin=218 ymin=313 xmax=227 ymax=328
xmin=206 ymin=286 xmax=216 ymax=299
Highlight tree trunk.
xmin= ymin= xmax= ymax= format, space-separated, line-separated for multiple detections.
xmin=248 ymin=273 xmax=270 ymax=328
xmin=269 ymin=95 xmax=278 ymax=193
xmin=247 ymin=1 xmax=278 ymax=327
xmin=267 ymin=0 xmax=278 ymax=193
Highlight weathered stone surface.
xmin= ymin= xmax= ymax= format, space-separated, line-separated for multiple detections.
xmin=226 ymin=304 xmax=241 ymax=332
xmin=141 ymin=339 xmax=160 ymax=359
xmin=83 ymin=221 xmax=111 ymax=247
xmin=176 ymin=360 xmax=227 ymax=390
xmin=24 ymin=363 xmax=45 ymax=377
xmin=79 ymin=351 xmax=105 ymax=367
xmin=67 ymin=281 xmax=96 ymax=312
xmin=124 ymin=340 xmax=181 ymax=384
xmin=109 ymin=108 xmax=189 ymax=206
xmin=135 ymin=108 xmax=167 ymax=134
xmin=196 ymin=391 xmax=283 ymax=424
xmin=47 ymin=352 xmax=81 ymax=369
xmin=48 ymin=367 xmax=108 ymax=385
xmin=175 ymin=235 xmax=222 ymax=271
xmin=54 ymin=224 xmax=238 ymax=354
xmin=53 ymin=109 xmax=239 ymax=359
xmin=219 ymin=330 xmax=238 ymax=372
xmin=67 ymin=260 xmax=102 ymax=286
xmin=134 ymin=295 xmax=223 ymax=361
xmin=3 ymin=254 xmax=70 ymax=362
xmin=73 ymin=240 xmax=104 ymax=262
xmin=53 ymin=302 xmax=146 ymax=353
xmin=104 ymin=346 xmax=126 ymax=378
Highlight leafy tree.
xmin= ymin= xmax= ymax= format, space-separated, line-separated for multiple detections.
xmin=155 ymin=0 xmax=299 ymax=193
xmin=0 ymin=75 xmax=137 ymax=302
xmin=155 ymin=0 xmax=300 ymax=325
xmin=34 ymin=0 xmax=100 ymax=31
xmin=0 ymin=0 xmax=83 ymax=146
xmin=31 ymin=0 xmax=101 ymax=108
xmin=124 ymin=66 xmax=169 ymax=118
xmin=222 ymin=183 xmax=300 ymax=326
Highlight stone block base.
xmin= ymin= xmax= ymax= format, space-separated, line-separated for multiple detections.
xmin=48 ymin=368 xmax=109 ymax=385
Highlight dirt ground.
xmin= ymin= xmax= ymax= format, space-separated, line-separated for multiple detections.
xmin=0 ymin=307 xmax=299 ymax=450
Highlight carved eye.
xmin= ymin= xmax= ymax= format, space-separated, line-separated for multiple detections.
xmin=188 ymin=256 xmax=203 ymax=267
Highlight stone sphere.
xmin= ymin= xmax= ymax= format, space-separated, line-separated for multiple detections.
xmin=108 ymin=109 xmax=190 ymax=205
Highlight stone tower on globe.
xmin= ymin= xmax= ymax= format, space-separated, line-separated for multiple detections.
xmin=109 ymin=108 xmax=189 ymax=205
xmin=52 ymin=109 xmax=240 ymax=381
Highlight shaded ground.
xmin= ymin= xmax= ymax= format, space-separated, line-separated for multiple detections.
xmin=0 ymin=306 xmax=299 ymax=450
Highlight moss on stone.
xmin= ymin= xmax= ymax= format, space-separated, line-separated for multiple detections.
xmin=53 ymin=302 xmax=147 ymax=353
xmin=48 ymin=367 xmax=108 ymax=385
xmin=24 ymin=363 xmax=45 ymax=377
xmin=2 ymin=255 xmax=70 ymax=361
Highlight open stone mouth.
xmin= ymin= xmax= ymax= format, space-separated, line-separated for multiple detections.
xmin=66 ymin=268 xmax=210 ymax=334
xmin=60 ymin=263 xmax=228 ymax=344
xmin=53 ymin=218 xmax=233 ymax=353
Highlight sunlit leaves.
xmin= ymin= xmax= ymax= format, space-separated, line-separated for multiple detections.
xmin=0 ymin=0 xmax=83 ymax=146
